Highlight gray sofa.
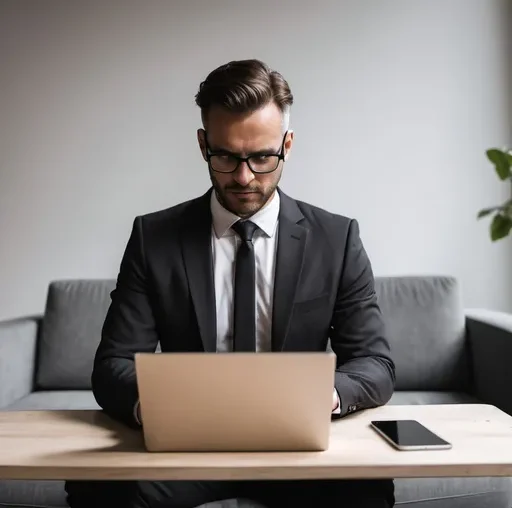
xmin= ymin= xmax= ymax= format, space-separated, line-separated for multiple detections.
xmin=1 ymin=276 xmax=512 ymax=508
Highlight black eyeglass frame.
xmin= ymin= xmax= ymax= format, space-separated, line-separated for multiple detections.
xmin=203 ymin=130 xmax=288 ymax=174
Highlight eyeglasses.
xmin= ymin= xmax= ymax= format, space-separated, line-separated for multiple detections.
xmin=204 ymin=131 xmax=288 ymax=174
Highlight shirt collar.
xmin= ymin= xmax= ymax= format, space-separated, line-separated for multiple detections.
xmin=210 ymin=190 xmax=280 ymax=239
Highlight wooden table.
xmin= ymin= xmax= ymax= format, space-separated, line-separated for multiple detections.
xmin=1 ymin=404 xmax=512 ymax=481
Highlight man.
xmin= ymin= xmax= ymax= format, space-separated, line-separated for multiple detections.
xmin=66 ymin=59 xmax=395 ymax=508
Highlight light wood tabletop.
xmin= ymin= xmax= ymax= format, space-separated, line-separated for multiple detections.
xmin=1 ymin=404 xmax=512 ymax=481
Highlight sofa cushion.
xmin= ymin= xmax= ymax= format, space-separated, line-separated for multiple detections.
xmin=36 ymin=280 xmax=115 ymax=390
xmin=0 ymin=479 xmax=67 ymax=507
xmin=5 ymin=390 xmax=99 ymax=410
xmin=395 ymin=478 xmax=512 ymax=507
xmin=375 ymin=276 xmax=470 ymax=392
xmin=389 ymin=391 xmax=479 ymax=405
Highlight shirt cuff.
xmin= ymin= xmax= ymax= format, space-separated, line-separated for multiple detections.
xmin=332 ymin=388 xmax=341 ymax=414
xmin=134 ymin=400 xmax=142 ymax=425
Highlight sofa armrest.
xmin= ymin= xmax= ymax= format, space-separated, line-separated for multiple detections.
xmin=466 ymin=308 xmax=512 ymax=416
xmin=0 ymin=317 xmax=39 ymax=408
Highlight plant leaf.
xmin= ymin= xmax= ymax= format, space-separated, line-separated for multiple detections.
xmin=477 ymin=207 xmax=497 ymax=219
xmin=486 ymin=149 xmax=512 ymax=180
xmin=490 ymin=214 xmax=512 ymax=241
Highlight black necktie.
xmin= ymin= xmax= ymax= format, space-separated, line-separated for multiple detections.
xmin=232 ymin=220 xmax=259 ymax=352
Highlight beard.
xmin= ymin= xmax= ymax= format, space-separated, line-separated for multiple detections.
xmin=209 ymin=171 xmax=279 ymax=219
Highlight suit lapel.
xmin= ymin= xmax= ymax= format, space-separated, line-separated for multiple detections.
xmin=182 ymin=191 xmax=217 ymax=352
xmin=272 ymin=191 xmax=308 ymax=351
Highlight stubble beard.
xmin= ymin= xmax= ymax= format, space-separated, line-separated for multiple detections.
xmin=210 ymin=173 xmax=277 ymax=219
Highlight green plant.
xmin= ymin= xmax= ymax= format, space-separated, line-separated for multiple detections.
xmin=477 ymin=148 xmax=512 ymax=241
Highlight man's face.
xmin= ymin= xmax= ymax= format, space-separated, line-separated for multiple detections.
xmin=198 ymin=102 xmax=293 ymax=218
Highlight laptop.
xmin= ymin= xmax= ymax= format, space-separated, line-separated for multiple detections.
xmin=135 ymin=351 xmax=336 ymax=452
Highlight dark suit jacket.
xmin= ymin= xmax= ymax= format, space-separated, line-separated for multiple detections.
xmin=92 ymin=188 xmax=395 ymax=427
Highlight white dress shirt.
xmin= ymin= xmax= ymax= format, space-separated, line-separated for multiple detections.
xmin=210 ymin=190 xmax=279 ymax=353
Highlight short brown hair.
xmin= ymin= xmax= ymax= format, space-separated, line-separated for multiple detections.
xmin=195 ymin=59 xmax=293 ymax=124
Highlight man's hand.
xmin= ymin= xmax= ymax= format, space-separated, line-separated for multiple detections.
xmin=332 ymin=388 xmax=340 ymax=412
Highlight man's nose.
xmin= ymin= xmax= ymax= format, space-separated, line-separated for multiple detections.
xmin=233 ymin=161 xmax=255 ymax=187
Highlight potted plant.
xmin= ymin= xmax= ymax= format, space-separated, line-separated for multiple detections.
xmin=478 ymin=148 xmax=512 ymax=241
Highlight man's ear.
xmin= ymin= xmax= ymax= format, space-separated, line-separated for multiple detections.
xmin=284 ymin=130 xmax=294 ymax=161
xmin=197 ymin=128 xmax=207 ymax=161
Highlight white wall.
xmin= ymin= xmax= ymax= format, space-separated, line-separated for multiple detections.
xmin=1 ymin=0 xmax=511 ymax=320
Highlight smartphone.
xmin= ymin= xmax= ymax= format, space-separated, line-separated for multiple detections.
xmin=370 ymin=419 xmax=452 ymax=451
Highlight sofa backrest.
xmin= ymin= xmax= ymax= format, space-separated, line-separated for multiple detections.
xmin=35 ymin=276 xmax=470 ymax=392
xmin=375 ymin=276 xmax=469 ymax=391
xmin=36 ymin=279 xmax=116 ymax=390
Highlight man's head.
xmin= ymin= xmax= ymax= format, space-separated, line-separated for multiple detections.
xmin=195 ymin=59 xmax=294 ymax=218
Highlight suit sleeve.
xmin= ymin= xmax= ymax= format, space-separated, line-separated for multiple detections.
xmin=330 ymin=219 xmax=395 ymax=418
xmin=91 ymin=217 xmax=159 ymax=427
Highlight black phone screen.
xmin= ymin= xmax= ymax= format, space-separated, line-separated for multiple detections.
xmin=371 ymin=419 xmax=450 ymax=447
